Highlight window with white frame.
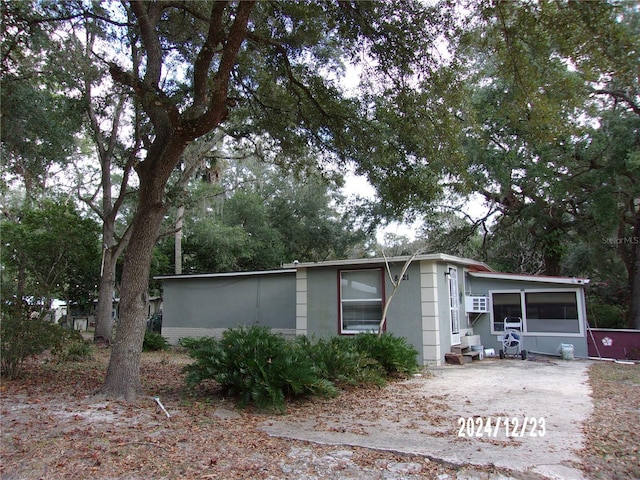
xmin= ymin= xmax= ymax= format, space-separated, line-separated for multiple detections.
xmin=340 ymin=269 xmax=383 ymax=334
xmin=491 ymin=289 xmax=582 ymax=335
xmin=491 ymin=292 xmax=522 ymax=332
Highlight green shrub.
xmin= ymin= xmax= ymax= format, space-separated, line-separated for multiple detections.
xmin=143 ymin=331 xmax=170 ymax=351
xmin=0 ymin=312 xmax=78 ymax=378
xmin=352 ymin=333 xmax=420 ymax=376
xmin=180 ymin=328 xmax=419 ymax=412
xmin=54 ymin=329 xmax=93 ymax=362
xmin=181 ymin=326 xmax=337 ymax=412
xmin=61 ymin=339 xmax=93 ymax=361
xmin=295 ymin=335 xmax=386 ymax=387
xmin=587 ymin=302 xmax=627 ymax=329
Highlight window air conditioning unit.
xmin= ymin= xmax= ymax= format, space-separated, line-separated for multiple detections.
xmin=466 ymin=296 xmax=489 ymax=313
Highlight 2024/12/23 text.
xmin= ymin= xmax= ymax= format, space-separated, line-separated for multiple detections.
xmin=457 ymin=417 xmax=546 ymax=438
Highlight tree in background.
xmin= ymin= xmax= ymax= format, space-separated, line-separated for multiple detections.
xmin=1 ymin=0 xmax=83 ymax=204
xmin=1 ymin=200 xmax=100 ymax=319
xmin=154 ymin=154 xmax=368 ymax=275
xmin=451 ymin=0 xmax=640 ymax=328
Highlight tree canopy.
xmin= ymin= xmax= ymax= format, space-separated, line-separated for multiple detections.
xmin=2 ymin=0 xmax=638 ymax=401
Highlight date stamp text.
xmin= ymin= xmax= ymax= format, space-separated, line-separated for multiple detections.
xmin=457 ymin=416 xmax=546 ymax=438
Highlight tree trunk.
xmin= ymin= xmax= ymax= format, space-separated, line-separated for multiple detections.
xmin=100 ymin=175 xmax=174 ymax=400
xmin=94 ymin=247 xmax=116 ymax=343
xmin=627 ymin=212 xmax=640 ymax=330
xmin=542 ymin=251 xmax=561 ymax=276
xmin=100 ymin=0 xmax=255 ymax=401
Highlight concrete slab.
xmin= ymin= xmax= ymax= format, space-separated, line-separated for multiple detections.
xmin=261 ymin=358 xmax=593 ymax=479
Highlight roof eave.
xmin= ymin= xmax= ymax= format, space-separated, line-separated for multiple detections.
xmin=154 ymin=268 xmax=296 ymax=281
xmin=468 ymin=271 xmax=590 ymax=285
xmin=283 ymin=253 xmax=493 ymax=271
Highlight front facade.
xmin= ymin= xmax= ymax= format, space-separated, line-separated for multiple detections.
xmin=158 ymin=254 xmax=589 ymax=365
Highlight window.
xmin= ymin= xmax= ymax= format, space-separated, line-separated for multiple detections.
xmin=448 ymin=267 xmax=460 ymax=339
xmin=492 ymin=293 xmax=523 ymax=332
xmin=491 ymin=290 xmax=582 ymax=336
xmin=340 ymin=269 xmax=383 ymax=334
xmin=525 ymin=292 xmax=579 ymax=333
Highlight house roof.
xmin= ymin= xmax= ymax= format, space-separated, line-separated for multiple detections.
xmin=468 ymin=271 xmax=590 ymax=285
xmin=154 ymin=256 xmax=589 ymax=286
xmin=155 ymin=268 xmax=296 ymax=280
xmin=283 ymin=253 xmax=494 ymax=271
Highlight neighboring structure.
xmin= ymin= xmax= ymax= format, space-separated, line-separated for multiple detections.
xmin=157 ymin=254 xmax=590 ymax=366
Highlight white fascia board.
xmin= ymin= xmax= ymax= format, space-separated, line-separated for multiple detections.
xmin=283 ymin=253 xmax=493 ymax=271
xmin=154 ymin=269 xmax=296 ymax=281
xmin=468 ymin=271 xmax=590 ymax=285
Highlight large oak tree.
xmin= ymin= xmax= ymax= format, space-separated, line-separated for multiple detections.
xmin=85 ymin=1 xmax=455 ymax=400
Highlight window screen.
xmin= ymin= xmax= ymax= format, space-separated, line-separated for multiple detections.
xmin=525 ymin=292 xmax=580 ymax=333
xmin=492 ymin=293 xmax=522 ymax=332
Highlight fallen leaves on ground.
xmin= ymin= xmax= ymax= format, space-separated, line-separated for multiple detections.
xmin=580 ymin=361 xmax=640 ymax=480
xmin=1 ymin=350 xmax=638 ymax=479
xmin=0 ymin=350 xmax=459 ymax=479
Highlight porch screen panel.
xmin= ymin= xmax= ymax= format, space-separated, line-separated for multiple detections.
xmin=525 ymin=292 xmax=579 ymax=333
xmin=340 ymin=269 xmax=383 ymax=333
xmin=491 ymin=293 xmax=522 ymax=332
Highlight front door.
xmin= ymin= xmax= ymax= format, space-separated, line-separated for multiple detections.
xmin=448 ymin=266 xmax=461 ymax=345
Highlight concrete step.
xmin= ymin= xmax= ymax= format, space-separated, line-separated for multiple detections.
xmin=451 ymin=344 xmax=470 ymax=354
xmin=463 ymin=350 xmax=481 ymax=361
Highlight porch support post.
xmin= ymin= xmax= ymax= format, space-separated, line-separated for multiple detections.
xmin=295 ymin=268 xmax=308 ymax=336
xmin=421 ymin=261 xmax=441 ymax=366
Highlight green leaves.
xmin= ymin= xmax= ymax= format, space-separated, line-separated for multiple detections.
xmin=180 ymin=327 xmax=419 ymax=412
xmin=1 ymin=200 xmax=101 ymax=310
xmin=181 ymin=326 xmax=338 ymax=413
xmin=0 ymin=311 xmax=88 ymax=379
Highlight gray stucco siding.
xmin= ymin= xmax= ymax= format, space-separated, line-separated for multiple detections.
xmin=383 ymin=262 xmax=424 ymax=363
xmin=304 ymin=262 xmax=426 ymax=363
xmin=305 ymin=267 xmax=340 ymax=338
xmin=162 ymin=272 xmax=296 ymax=339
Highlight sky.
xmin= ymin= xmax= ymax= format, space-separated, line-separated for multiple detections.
xmin=341 ymin=169 xmax=491 ymax=245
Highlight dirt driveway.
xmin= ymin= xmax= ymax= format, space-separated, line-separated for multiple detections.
xmin=262 ymin=357 xmax=593 ymax=480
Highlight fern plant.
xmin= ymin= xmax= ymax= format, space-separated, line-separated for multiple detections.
xmin=181 ymin=326 xmax=337 ymax=412
xmin=352 ymin=333 xmax=420 ymax=376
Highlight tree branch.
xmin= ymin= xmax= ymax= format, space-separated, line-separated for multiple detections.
xmin=593 ymin=88 xmax=640 ymax=117
xmin=184 ymin=1 xmax=256 ymax=139
xmin=190 ymin=1 xmax=227 ymax=117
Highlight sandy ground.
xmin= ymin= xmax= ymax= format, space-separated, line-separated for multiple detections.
xmin=262 ymin=357 xmax=593 ymax=480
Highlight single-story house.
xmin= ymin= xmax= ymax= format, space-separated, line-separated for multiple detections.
xmin=156 ymin=253 xmax=590 ymax=366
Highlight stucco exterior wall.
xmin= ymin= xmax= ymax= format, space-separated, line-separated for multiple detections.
xmin=161 ymin=271 xmax=296 ymax=344
xmin=384 ymin=262 xmax=424 ymax=363
xmin=280 ymin=259 xmax=476 ymax=366
xmin=304 ymin=266 xmax=340 ymax=338
xmin=301 ymin=260 xmax=436 ymax=366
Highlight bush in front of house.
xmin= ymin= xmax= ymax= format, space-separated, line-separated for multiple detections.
xmin=180 ymin=327 xmax=421 ymax=412
xmin=351 ymin=333 xmax=420 ymax=376
xmin=143 ymin=331 xmax=170 ymax=351
xmin=295 ymin=335 xmax=386 ymax=387
xmin=180 ymin=325 xmax=337 ymax=413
